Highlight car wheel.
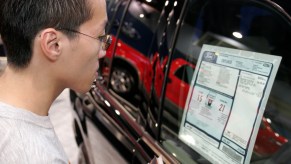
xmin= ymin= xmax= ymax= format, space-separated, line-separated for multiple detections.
xmin=110 ymin=66 xmax=136 ymax=95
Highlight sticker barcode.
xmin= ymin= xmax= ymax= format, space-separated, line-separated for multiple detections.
xmin=222 ymin=144 xmax=243 ymax=163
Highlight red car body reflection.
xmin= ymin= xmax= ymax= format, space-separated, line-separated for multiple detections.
xmin=102 ymin=36 xmax=150 ymax=93
xmin=166 ymin=58 xmax=195 ymax=109
xmin=254 ymin=117 xmax=288 ymax=156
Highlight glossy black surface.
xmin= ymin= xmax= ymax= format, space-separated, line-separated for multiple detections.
xmin=70 ymin=0 xmax=291 ymax=163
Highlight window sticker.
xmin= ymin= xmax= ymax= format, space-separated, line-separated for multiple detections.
xmin=179 ymin=45 xmax=281 ymax=164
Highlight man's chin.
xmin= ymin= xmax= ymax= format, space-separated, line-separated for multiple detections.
xmin=73 ymin=85 xmax=93 ymax=94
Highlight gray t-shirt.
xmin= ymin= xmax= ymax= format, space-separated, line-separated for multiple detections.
xmin=0 ymin=102 xmax=68 ymax=164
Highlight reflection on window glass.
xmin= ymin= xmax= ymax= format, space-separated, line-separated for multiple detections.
xmin=118 ymin=0 xmax=161 ymax=55
xmin=174 ymin=65 xmax=195 ymax=84
xmin=100 ymin=0 xmax=165 ymax=127
xmin=161 ymin=0 xmax=291 ymax=163
xmin=145 ymin=4 xmax=173 ymax=137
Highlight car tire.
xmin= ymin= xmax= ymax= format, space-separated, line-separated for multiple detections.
xmin=110 ymin=66 xmax=136 ymax=95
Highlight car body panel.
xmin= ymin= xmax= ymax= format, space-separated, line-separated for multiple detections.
xmin=70 ymin=0 xmax=291 ymax=163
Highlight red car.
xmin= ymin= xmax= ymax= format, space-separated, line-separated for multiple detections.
xmin=254 ymin=117 xmax=288 ymax=157
xmin=101 ymin=36 xmax=149 ymax=96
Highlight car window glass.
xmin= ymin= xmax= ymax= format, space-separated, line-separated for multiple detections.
xmin=140 ymin=0 xmax=185 ymax=139
xmin=100 ymin=0 xmax=165 ymax=126
xmin=105 ymin=0 xmax=122 ymax=33
xmin=117 ymin=0 xmax=161 ymax=55
xmin=160 ymin=0 xmax=291 ymax=163
xmin=99 ymin=0 xmax=126 ymax=85
xmin=174 ymin=65 xmax=194 ymax=84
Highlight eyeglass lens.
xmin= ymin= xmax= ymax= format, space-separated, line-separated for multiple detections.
xmin=100 ymin=35 xmax=112 ymax=50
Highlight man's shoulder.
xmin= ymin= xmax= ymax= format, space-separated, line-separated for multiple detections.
xmin=0 ymin=101 xmax=53 ymax=128
xmin=0 ymin=118 xmax=68 ymax=164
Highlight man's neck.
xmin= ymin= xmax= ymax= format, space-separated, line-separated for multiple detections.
xmin=0 ymin=66 xmax=63 ymax=116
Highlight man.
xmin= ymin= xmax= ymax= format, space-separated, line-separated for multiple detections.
xmin=0 ymin=0 xmax=110 ymax=163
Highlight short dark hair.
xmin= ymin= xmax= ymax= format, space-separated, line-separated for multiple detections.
xmin=0 ymin=0 xmax=93 ymax=69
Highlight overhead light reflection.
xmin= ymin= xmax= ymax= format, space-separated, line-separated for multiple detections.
xmin=104 ymin=100 xmax=111 ymax=107
xmin=232 ymin=32 xmax=243 ymax=39
xmin=266 ymin=118 xmax=272 ymax=124
xmin=115 ymin=110 xmax=120 ymax=115
xmin=165 ymin=0 xmax=169 ymax=6
xmin=176 ymin=19 xmax=180 ymax=25
xmin=174 ymin=1 xmax=177 ymax=6
xmin=139 ymin=14 xmax=145 ymax=18
xmin=146 ymin=0 xmax=152 ymax=2
xmin=181 ymin=134 xmax=196 ymax=145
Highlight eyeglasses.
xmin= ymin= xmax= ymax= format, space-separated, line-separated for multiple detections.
xmin=57 ymin=28 xmax=112 ymax=51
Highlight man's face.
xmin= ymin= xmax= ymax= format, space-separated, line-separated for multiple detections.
xmin=62 ymin=0 xmax=108 ymax=93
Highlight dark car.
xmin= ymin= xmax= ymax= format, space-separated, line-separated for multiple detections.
xmin=70 ymin=0 xmax=291 ymax=163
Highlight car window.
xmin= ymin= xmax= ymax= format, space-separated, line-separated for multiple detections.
xmin=105 ymin=0 xmax=123 ymax=33
xmin=160 ymin=0 xmax=291 ymax=163
xmin=137 ymin=0 xmax=186 ymax=139
xmin=100 ymin=0 xmax=167 ymax=128
xmin=117 ymin=0 xmax=161 ymax=55
xmin=99 ymin=0 xmax=126 ymax=84
xmin=174 ymin=65 xmax=195 ymax=84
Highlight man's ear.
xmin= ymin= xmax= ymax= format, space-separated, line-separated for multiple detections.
xmin=39 ymin=28 xmax=62 ymax=61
